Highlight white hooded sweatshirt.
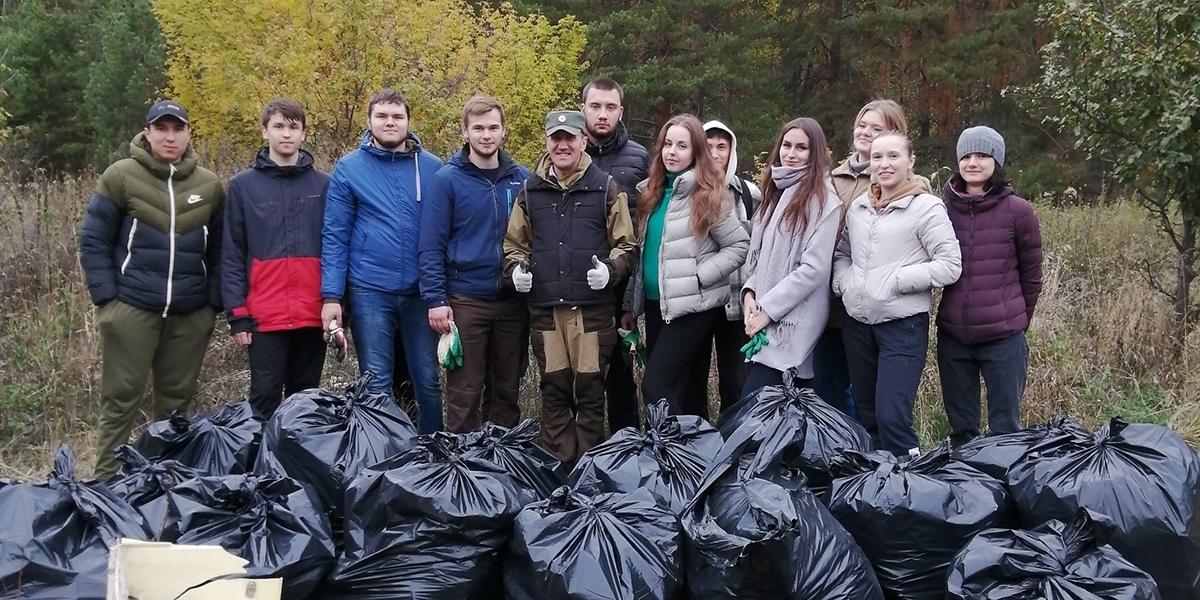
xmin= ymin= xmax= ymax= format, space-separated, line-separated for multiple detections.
xmin=704 ymin=120 xmax=762 ymax=321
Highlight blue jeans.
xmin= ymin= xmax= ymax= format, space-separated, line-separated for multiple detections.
xmin=842 ymin=313 xmax=929 ymax=457
xmin=348 ymin=286 xmax=443 ymax=434
xmin=812 ymin=325 xmax=856 ymax=420
xmin=937 ymin=329 xmax=1028 ymax=447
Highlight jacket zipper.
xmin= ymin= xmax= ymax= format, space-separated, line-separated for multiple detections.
xmin=963 ymin=204 xmax=976 ymax=325
xmin=121 ymin=219 xmax=138 ymax=275
xmin=201 ymin=225 xmax=208 ymax=277
xmin=491 ymin=181 xmax=502 ymax=295
xmin=163 ymin=164 xmax=177 ymax=318
xmin=659 ymin=187 xmax=674 ymax=324
xmin=862 ymin=206 xmax=878 ymax=318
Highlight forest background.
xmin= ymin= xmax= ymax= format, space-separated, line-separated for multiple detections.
xmin=0 ymin=0 xmax=1196 ymax=476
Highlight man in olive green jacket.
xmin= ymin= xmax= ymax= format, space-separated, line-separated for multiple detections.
xmin=79 ymin=100 xmax=225 ymax=478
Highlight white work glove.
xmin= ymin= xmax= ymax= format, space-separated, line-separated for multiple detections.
xmin=513 ymin=263 xmax=533 ymax=293
xmin=587 ymin=255 xmax=611 ymax=290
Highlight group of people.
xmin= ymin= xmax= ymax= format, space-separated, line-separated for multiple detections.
xmin=78 ymin=78 xmax=1043 ymax=477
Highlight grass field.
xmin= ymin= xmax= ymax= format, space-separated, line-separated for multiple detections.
xmin=0 ymin=172 xmax=1196 ymax=480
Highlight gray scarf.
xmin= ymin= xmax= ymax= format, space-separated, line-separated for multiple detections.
xmin=771 ymin=164 xmax=807 ymax=189
xmin=848 ymin=152 xmax=870 ymax=175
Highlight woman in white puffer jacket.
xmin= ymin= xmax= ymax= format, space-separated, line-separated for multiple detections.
xmin=833 ymin=130 xmax=961 ymax=459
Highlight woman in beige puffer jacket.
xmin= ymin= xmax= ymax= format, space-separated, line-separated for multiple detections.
xmin=625 ymin=114 xmax=750 ymax=418
xmin=833 ymin=131 xmax=961 ymax=459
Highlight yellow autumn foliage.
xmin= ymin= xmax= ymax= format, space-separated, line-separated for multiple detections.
xmin=152 ymin=0 xmax=587 ymax=164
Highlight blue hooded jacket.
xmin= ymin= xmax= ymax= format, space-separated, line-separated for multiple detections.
xmin=418 ymin=147 xmax=530 ymax=306
xmin=321 ymin=131 xmax=444 ymax=299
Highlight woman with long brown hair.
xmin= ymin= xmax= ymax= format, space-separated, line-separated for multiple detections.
xmin=739 ymin=117 xmax=843 ymax=397
xmin=625 ymin=114 xmax=750 ymax=418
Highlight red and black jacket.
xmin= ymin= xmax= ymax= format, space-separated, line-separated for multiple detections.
xmin=221 ymin=149 xmax=330 ymax=334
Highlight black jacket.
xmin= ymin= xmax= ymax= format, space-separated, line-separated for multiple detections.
xmin=222 ymin=149 xmax=330 ymax=334
xmin=79 ymin=133 xmax=225 ymax=316
xmin=586 ymin=122 xmax=649 ymax=219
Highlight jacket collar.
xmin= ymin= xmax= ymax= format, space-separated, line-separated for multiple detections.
xmin=832 ymin=155 xmax=870 ymax=179
xmin=533 ymin=152 xmax=594 ymax=190
xmin=586 ymin=121 xmax=631 ymax=157
xmin=944 ymin=173 xmax=1012 ymax=213
xmin=358 ymin=130 xmax=423 ymax=159
xmin=450 ymin=145 xmax=521 ymax=180
xmin=130 ymin=132 xmax=198 ymax=180
xmin=251 ymin=147 xmax=315 ymax=177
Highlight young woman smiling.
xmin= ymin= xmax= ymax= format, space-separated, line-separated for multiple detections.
xmin=816 ymin=99 xmax=919 ymax=418
xmin=832 ymin=131 xmax=961 ymax=458
xmin=625 ymin=114 xmax=750 ymax=418
xmin=739 ymin=117 xmax=842 ymax=398
xmin=937 ymin=126 xmax=1043 ymax=447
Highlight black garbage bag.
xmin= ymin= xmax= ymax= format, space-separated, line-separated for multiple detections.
xmin=324 ymin=433 xmax=538 ymax=600
xmin=568 ymin=400 xmax=723 ymax=514
xmin=825 ymin=442 xmax=1013 ymax=600
xmin=160 ymin=470 xmax=335 ymax=600
xmin=505 ymin=486 xmax=682 ymax=600
xmin=254 ymin=373 xmax=417 ymax=540
xmin=108 ymin=444 xmax=202 ymax=539
xmin=0 ymin=446 xmax=151 ymax=599
xmin=461 ymin=419 xmax=564 ymax=499
xmin=134 ymin=400 xmax=262 ymax=476
xmin=682 ymin=422 xmax=884 ymax=600
xmin=714 ymin=369 xmax=871 ymax=495
xmin=1007 ymin=417 xmax=1200 ymax=600
xmin=951 ymin=415 xmax=1091 ymax=480
xmin=947 ymin=508 xmax=1160 ymax=600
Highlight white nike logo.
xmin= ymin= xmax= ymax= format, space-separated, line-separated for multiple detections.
xmin=186 ymin=194 xmax=203 ymax=204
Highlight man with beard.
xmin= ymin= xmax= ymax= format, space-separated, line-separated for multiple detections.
xmin=580 ymin=77 xmax=649 ymax=432
xmin=419 ymin=96 xmax=531 ymax=433
xmin=320 ymin=88 xmax=445 ymax=434
xmin=503 ymin=109 xmax=638 ymax=464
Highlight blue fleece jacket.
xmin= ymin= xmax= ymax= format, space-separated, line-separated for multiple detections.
xmin=320 ymin=132 xmax=444 ymax=299
xmin=418 ymin=147 xmax=530 ymax=306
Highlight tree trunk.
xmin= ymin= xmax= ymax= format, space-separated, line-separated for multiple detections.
xmin=1174 ymin=209 xmax=1196 ymax=339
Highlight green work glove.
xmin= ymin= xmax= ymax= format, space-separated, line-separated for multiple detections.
xmin=618 ymin=327 xmax=647 ymax=368
xmin=437 ymin=322 xmax=464 ymax=370
xmin=740 ymin=330 xmax=769 ymax=360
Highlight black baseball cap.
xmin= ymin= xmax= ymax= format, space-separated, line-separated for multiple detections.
xmin=146 ymin=100 xmax=189 ymax=125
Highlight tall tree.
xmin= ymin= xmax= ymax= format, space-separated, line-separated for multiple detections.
xmin=1021 ymin=0 xmax=1200 ymax=334
xmin=154 ymin=0 xmax=586 ymax=164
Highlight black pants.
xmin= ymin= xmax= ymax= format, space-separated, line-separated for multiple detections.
xmin=686 ymin=317 xmax=750 ymax=414
xmin=938 ymin=329 xmax=1028 ymax=447
xmin=248 ymin=327 xmax=326 ymax=419
xmin=741 ymin=363 xmax=813 ymax=399
xmin=607 ymin=284 xmax=641 ymax=432
xmin=642 ymin=301 xmax=723 ymax=419
xmin=842 ymin=313 xmax=929 ymax=457
xmin=812 ymin=325 xmax=856 ymax=419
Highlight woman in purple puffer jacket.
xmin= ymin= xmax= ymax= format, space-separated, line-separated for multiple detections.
xmin=937 ymin=126 xmax=1044 ymax=447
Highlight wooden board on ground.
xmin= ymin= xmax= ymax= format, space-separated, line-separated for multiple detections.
xmin=106 ymin=538 xmax=282 ymax=600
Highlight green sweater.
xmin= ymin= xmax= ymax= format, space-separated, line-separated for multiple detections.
xmin=642 ymin=171 xmax=681 ymax=301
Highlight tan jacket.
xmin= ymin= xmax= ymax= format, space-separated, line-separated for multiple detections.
xmin=832 ymin=182 xmax=962 ymax=325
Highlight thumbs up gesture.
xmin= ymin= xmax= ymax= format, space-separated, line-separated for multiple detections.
xmin=587 ymin=255 xmax=611 ymax=290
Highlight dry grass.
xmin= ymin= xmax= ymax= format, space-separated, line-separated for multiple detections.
xmin=0 ymin=171 xmax=1195 ymax=480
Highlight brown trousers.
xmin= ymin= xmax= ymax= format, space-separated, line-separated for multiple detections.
xmin=529 ymin=304 xmax=617 ymax=465
xmin=444 ymin=295 xmax=530 ymax=433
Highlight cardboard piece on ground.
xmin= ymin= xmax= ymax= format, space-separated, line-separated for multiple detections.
xmin=106 ymin=538 xmax=282 ymax=600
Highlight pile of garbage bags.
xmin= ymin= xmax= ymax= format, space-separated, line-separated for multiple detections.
xmin=0 ymin=446 xmax=150 ymax=600
xmin=1 ymin=372 xmax=1197 ymax=600
xmin=569 ymin=399 xmax=722 ymax=514
xmin=947 ymin=509 xmax=1160 ymax=600
xmin=825 ymin=442 xmax=1012 ymax=599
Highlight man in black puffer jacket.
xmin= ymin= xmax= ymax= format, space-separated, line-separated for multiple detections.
xmin=581 ymin=77 xmax=649 ymax=432
xmin=223 ymin=99 xmax=331 ymax=419
xmin=79 ymin=100 xmax=225 ymax=478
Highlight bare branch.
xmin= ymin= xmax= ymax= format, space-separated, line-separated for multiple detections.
xmin=1134 ymin=188 xmax=1185 ymax=253
xmin=1138 ymin=257 xmax=1175 ymax=301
